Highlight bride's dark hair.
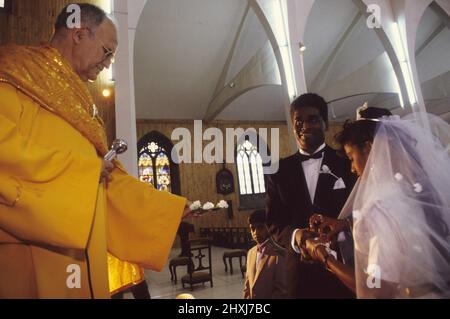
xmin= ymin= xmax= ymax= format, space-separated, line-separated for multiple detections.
xmin=334 ymin=120 xmax=379 ymax=156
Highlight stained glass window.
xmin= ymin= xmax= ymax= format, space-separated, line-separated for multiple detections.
xmin=138 ymin=141 xmax=172 ymax=193
xmin=236 ymin=140 xmax=266 ymax=195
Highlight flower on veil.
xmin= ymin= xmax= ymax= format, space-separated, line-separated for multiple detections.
xmin=394 ymin=173 xmax=423 ymax=194
xmin=413 ymin=183 xmax=423 ymax=193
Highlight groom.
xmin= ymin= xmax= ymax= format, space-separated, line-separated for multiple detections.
xmin=266 ymin=93 xmax=356 ymax=298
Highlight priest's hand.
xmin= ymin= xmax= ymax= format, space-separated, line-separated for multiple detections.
xmin=100 ymin=160 xmax=114 ymax=183
xmin=182 ymin=201 xmax=201 ymax=219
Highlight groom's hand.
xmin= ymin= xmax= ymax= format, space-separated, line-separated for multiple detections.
xmin=305 ymin=237 xmax=329 ymax=263
xmin=295 ymin=228 xmax=317 ymax=262
xmin=295 ymin=228 xmax=315 ymax=249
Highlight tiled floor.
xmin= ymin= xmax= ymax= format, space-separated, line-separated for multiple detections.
xmin=124 ymin=246 xmax=246 ymax=299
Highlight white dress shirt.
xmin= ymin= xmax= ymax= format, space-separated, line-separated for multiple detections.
xmin=291 ymin=144 xmax=326 ymax=253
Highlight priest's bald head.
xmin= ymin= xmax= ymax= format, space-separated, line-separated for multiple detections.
xmin=51 ymin=3 xmax=117 ymax=82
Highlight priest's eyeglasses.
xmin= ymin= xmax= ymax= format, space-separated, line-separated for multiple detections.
xmin=85 ymin=27 xmax=116 ymax=64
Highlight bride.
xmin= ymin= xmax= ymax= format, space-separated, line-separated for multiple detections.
xmin=304 ymin=113 xmax=450 ymax=298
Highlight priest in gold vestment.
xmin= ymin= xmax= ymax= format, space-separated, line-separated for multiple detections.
xmin=0 ymin=4 xmax=189 ymax=298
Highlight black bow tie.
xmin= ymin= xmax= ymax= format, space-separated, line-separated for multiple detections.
xmin=299 ymin=149 xmax=325 ymax=162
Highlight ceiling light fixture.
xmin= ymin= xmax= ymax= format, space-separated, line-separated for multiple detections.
xmin=102 ymin=89 xmax=112 ymax=98
xmin=299 ymin=42 xmax=306 ymax=53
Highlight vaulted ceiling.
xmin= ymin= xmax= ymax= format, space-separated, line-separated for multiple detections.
xmin=133 ymin=0 xmax=450 ymax=122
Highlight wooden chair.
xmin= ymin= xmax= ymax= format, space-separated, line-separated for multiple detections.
xmin=181 ymin=238 xmax=213 ymax=291
xmin=211 ymin=228 xmax=220 ymax=246
xmin=169 ymin=257 xmax=193 ymax=285
xmin=236 ymin=228 xmax=247 ymax=249
xmin=223 ymin=249 xmax=247 ymax=277
xmin=231 ymin=228 xmax=239 ymax=249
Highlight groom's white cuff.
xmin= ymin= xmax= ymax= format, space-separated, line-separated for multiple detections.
xmin=291 ymin=229 xmax=301 ymax=254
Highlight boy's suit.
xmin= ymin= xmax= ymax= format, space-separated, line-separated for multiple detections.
xmin=243 ymin=241 xmax=287 ymax=299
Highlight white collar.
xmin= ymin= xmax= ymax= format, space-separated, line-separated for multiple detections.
xmin=298 ymin=143 xmax=326 ymax=156
xmin=257 ymin=239 xmax=270 ymax=249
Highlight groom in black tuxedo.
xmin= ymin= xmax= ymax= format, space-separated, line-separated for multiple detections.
xmin=266 ymin=93 xmax=356 ymax=298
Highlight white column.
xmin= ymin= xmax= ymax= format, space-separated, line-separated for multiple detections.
xmin=284 ymin=0 xmax=316 ymax=152
xmin=286 ymin=0 xmax=315 ymax=97
xmin=359 ymin=0 xmax=431 ymax=113
xmin=113 ymin=0 xmax=138 ymax=177
xmin=400 ymin=0 xmax=433 ymax=112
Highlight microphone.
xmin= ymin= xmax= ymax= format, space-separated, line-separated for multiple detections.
xmin=104 ymin=139 xmax=128 ymax=162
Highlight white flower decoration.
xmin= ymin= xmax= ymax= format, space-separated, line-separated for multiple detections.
xmin=190 ymin=201 xmax=202 ymax=211
xmin=394 ymin=173 xmax=403 ymax=181
xmin=413 ymin=183 xmax=423 ymax=193
xmin=216 ymin=200 xmax=229 ymax=209
xmin=203 ymin=202 xmax=215 ymax=210
xmin=320 ymin=165 xmax=340 ymax=180
xmin=322 ymin=165 xmax=331 ymax=174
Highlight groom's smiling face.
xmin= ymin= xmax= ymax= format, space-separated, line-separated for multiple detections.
xmin=292 ymin=107 xmax=326 ymax=154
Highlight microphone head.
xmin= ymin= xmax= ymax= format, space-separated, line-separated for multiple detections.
xmin=111 ymin=139 xmax=128 ymax=155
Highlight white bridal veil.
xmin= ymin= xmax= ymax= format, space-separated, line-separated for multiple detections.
xmin=340 ymin=113 xmax=450 ymax=298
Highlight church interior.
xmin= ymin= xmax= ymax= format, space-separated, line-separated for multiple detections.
xmin=1 ymin=0 xmax=449 ymax=299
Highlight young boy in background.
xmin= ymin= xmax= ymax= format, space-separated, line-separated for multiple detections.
xmin=243 ymin=210 xmax=288 ymax=299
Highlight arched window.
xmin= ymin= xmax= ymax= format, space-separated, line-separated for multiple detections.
xmin=236 ymin=135 xmax=269 ymax=209
xmin=138 ymin=131 xmax=181 ymax=195
xmin=237 ymin=140 xmax=266 ymax=195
